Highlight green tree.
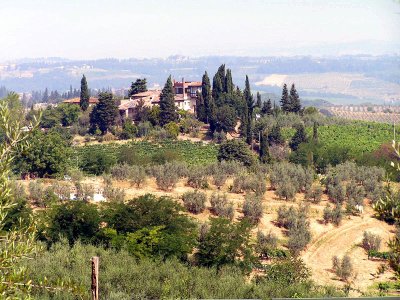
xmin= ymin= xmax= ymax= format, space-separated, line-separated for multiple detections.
xmin=212 ymin=64 xmax=225 ymax=103
xmin=268 ymin=124 xmax=284 ymax=146
xmin=80 ymin=74 xmax=90 ymax=111
xmin=196 ymin=218 xmax=254 ymax=269
xmin=259 ymin=131 xmax=270 ymax=163
xmin=290 ymin=124 xmax=308 ymax=151
xmin=195 ymin=91 xmax=206 ymax=122
xmin=256 ymin=92 xmax=262 ymax=108
xmin=89 ymin=92 xmax=118 ymax=134
xmin=0 ymin=97 xmax=38 ymax=297
xmin=289 ymin=83 xmax=301 ymax=113
xmin=280 ymin=84 xmax=290 ymax=113
xmin=217 ymin=139 xmax=256 ymax=167
xmin=14 ymin=130 xmax=71 ymax=177
xmin=103 ymin=194 xmax=197 ymax=259
xmin=215 ymin=105 xmax=236 ymax=133
xmin=202 ymin=71 xmax=216 ymax=129
xmin=244 ymin=75 xmax=254 ymax=144
xmin=58 ymin=103 xmax=80 ymax=126
xmin=42 ymin=87 xmax=49 ymax=102
xmin=313 ymin=121 xmax=318 ymax=143
xmin=225 ymin=68 xmax=234 ymax=94
xmin=159 ymin=76 xmax=179 ymax=126
xmin=128 ymin=78 xmax=147 ymax=97
xmin=261 ymin=99 xmax=272 ymax=115
xmin=44 ymin=201 xmax=101 ymax=245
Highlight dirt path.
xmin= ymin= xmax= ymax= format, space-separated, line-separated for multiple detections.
xmin=301 ymin=211 xmax=394 ymax=293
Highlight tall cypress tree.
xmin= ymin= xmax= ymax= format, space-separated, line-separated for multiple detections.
xmin=202 ymin=72 xmax=215 ymax=130
xmin=195 ymin=91 xmax=206 ymax=122
xmin=259 ymin=131 xmax=270 ymax=163
xmin=225 ymin=69 xmax=234 ymax=94
xmin=313 ymin=121 xmax=318 ymax=143
xmin=280 ymin=83 xmax=290 ymax=113
xmin=244 ymin=75 xmax=254 ymax=145
xmin=159 ymin=75 xmax=178 ymax=126
xmin=89 ymin=92 xmax=118 ymax=134
xmin=256 ymin=92 xmax=262 ymax=108
xmin=80 ymin=75 xmax=90 ymax=111
xmin=42 ymin=88 xmax=49 ymax=102
xmin=289 ymin=83 xmax=301 ymax=113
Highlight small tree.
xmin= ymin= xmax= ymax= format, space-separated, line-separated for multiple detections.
xmin=276 ymin=177 xmax=296 ymax=201
xmin=305 ymin=186 xmax=323 ymax=203
xmin=332 ymin=255 xmax=353 ymax=281
xmin=89 ymin=92 xmax=118 ymax=134
xmin=243 ymin=194 xmax=263 ymax=224
xmin=182 ymin=190 xmax=207 ymax=214
xmin=159 ymin=76 xmax=179 ymax=126
xmin=217 ymin=139 xmax=256 ymax=167
xmin=80 ymin=74 xmax=90 ymax=111
xmin=209 ymin=193 xmax=234 ymax=220
xmin=256 ymin=231 xmax=278 ymax=258
xmin=362 ymin=231 xmax=381 ymax=252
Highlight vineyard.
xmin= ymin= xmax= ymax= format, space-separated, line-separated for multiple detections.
xmin=72 ymin=140 xmax=219 ymax=167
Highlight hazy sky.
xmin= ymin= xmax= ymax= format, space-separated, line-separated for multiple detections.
xmin=1 ymin=0 xmax=399 ymax=60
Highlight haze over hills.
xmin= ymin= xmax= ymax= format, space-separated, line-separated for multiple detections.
xmin=1 ymin=54 xmax=399 ymax=105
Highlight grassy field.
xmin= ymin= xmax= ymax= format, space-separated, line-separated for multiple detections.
xmin=73 ymin=140 xmax=219 ymax=167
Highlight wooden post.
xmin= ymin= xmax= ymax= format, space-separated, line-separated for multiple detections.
xmin=91 ymin=256 xmax=99 ymax=300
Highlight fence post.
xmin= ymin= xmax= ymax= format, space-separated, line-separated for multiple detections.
xmin=91 ymin=256 xmax=99 ymax=300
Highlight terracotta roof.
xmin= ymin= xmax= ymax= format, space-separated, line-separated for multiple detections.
xmin=173 ymin=81 xmax=202 ymax=88
xmin=131 ymin=90 xmax=161 ymax=98
xmin=119 ymin=97 xmax=153 ymax=110
xmin=62 ymin=97 xmax=98 ymax=104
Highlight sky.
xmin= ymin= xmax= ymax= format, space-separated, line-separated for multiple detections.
xmin=0 ymin=0 xmax=399 ymax=60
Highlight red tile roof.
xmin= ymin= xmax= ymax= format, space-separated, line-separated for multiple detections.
xmin=62 ymin=97 xmax=98 ymax=104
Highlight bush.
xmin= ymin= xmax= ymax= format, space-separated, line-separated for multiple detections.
xmin=305 ymin=186 xmax=323 ymax=203
xmin=212 ymin=170 xmax=228 ymax=189
xmin=80 ymin=149 xmax=116 ymax=175
xmin=275 ymin=177 xmax=296 ymax=201
xmin=104 ymin=185 xmax=125 ymax=203
xmin=129 ymin=166 xmax=146 ymax=188
xmin=243 ymin=194 xmax=263 ymax=224
xmin=164 ymin=122 xmax=180 ymax=139
xmin=217 ymin=139 xmax=256 ymax=167
xmin=362 ymin=231 xmax=381 ymax=252
xmin=332 ymin=255 xmax=353 ymax=281
xmin=75 ymin=182 xmax=94 ymax=201
xmin=287 ymin=216 xmax=311 ymax=255
xmin=327 ymin=183 xmax=346 ymax=204
xmin=256 ymin=231 xmax=279 ymax=258
xmin=154 ymin=163 xmax=180 ymax=191
xmin=209 ymin=193 xmax=234 ymax=220
xmin=187 ymin=167 xmax=208 ymax=189
xmin=110 ymin=163 xmax=131 ymax=180
xmin=213 ymin=131 xmax=227 ymax=144
xmin=182 ymin=190 xmax=207 ymax=214
xmin=232 ymin=173 xmax=266 ymax=196
xmin=276 ymin=206 xmax=298 ymax=229
xmin=323 ymin=204 xmax=342 ymax=226
xmin=28 ymin=181 xmax=46 ymax=207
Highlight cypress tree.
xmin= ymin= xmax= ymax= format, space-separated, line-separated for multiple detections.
xmin=195 ymin=91 xmax=206 ymax=122
xmin=80 ymin=75 xmax=90 ymax=111
xmin=244 ymin=75 xmax=254 ymax=145
xmin=42 ymin=88 xmax=49 ymax=102
xmin=202 ymin=72 xmax=216 ymax=131
xmin=261 ymin=99 xmax=272 ymax=115
xmin=89 ymin=92 xmax=118 ymax=134
xmin=268 ymin=124 xmax=284 ymax=146
xmin=256 ymin=92 xmax=262 ymax=108
xmin=289 ymin=83 xmax=301 ymax=113
xmin=225 ymin=69 xmax=234 ymax=94
xmin=313 ymin=121 xmax=318 ymax=143
xmin=259 ymin=131 xmax=270 ymax=163
xmin=280 ymin=84 xmax=290 ymax=113
xmin=217 ymin=64 xmax=226 ymax=93
xmin=159 ymin=75 xmax=179 ymax=126
xmin=289 ymin=124 xmax=308 ymax=151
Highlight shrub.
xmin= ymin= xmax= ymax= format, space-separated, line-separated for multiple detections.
xmin=129 ymin=166 xmax=146 ymax=188
xmin=154 ymin=163 xmax=180 ymax=191
xmin=187 ymin=167 xmax=208 ymax=189
xmin=287 ymin=216 xmax=311 ymax=255
xmin=182 ymin=190 xmax=207 ymax=214
xmin=75 ymin=182 xmax=94 ymax=201
xmin=209 ymin=193 xmax=234 ymax=220
xmin=28 ymin=181 xmax=45 ymax=207
xmin=213 ymin=131 xmax=227 ymax=144
xmin=110 ymin=163 xmax=131 ymax=180
xmin=232 ymin=173 xmax=266 ymax=196
xmin=323 ymin=204 xmax=342 ymax=226
xmin=332 ymin=255 xmax=353 ymax=281
xmin=80 ymin=149 xmax=116 ymax=175
xmin=217 ymin=139 xmax=256 ymax=167
xmin=276 ymin=206 xmax=298 ymax=229
xmin=361 ymin=231 xmax=381 ymax=252
xmin=327 ymin=183 xmax=346 ymax=204
xmin=243 ymin=194 xmax=263 ymax=224
xmin=305 ymin=186 xmax=323 ymax=203
xmin=164 ymin=122 xmax=180 ymax=139
xmin=52 ymin=182 xmax=71 ymax=201
xmin=212 ymin=170 xmax=228 ymax=189
xmin=275 ymin=177 xmax=296 ymax=201
xmin=256 ymin=231 xmax=279 ymax=258
xmin=103 ymin=132 xmax=116 ymax=142
xmin=104 ymin=185 xmax=125 ymax=203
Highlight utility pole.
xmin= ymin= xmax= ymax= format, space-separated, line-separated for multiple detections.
xmin=91 ymin=256 xmax=99 ymax=300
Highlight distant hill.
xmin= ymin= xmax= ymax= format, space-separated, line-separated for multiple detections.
xmin=1 ymin=55 xmax=399 ymax=104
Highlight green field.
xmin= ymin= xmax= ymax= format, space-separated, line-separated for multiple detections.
xmin=73 ymin=140 xmax=219 ymax=167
